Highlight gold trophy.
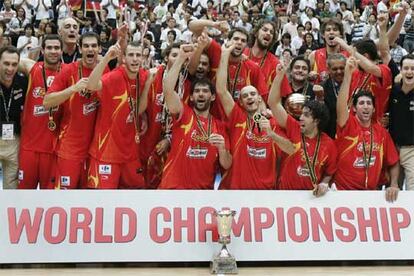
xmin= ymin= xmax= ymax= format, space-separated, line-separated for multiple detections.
xmin=284 ymin=93 xmax=306 ymax=119
xmin=211 ymin=210 xmax=238 ymax=274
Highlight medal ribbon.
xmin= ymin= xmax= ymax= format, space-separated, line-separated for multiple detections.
xmin=227 ymin=61 xmax=242 ymax=99
xmin=194 ymin=112 xmax=212 ymax=142
xmin=362 ymin=124 xmax=374 ymax=188
xmin=301 ymin=133 xmax=321 ymax=189
xmin=42 ymin=64 xmax=60 ymax=131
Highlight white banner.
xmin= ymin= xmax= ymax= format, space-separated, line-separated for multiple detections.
xmin=1 ymin=190 xmax=413 ymax=263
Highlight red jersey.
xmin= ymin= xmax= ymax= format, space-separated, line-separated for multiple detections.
xmin=89 ymin=66 xmax=148 ymax=163
xmin=334 ymin=115 xmax=399 ymax=190
xmin=313 ymin=48 xmax=349 ymax=83
xmin=349 ymin=64 xmax=392 ymax=122
xmin=159 ymin=105 xmax=229 ymax=189
xmin=21 ymin=62 xmax=65 ymax=153
xmin=139 ymin=65 xmax=192 ymax=161
xmin=220 ymin=105 xmax=281 ymax=190
xmin=48 ymin=61 xmax=109 ymax=160
xmin=279 ymin=115 xmax=337 ymax=190
xmin=244 ymin=48 xmax=292 ymax=97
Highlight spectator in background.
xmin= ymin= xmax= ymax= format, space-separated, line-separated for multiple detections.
xmin=363 ymin=14 xmax=380 ymax=41
xmin=34 ymin=0 xmax=52 ymax=28
xmin=320 ymin=1 xmax=334 ymax=23
xmin=276 ymin=33 xmax=296 ymax=57
xmin=298 ymin=32 xmax=318 ymax=55
xmin=8 ymin=7 xmax=30 ymax=46
xmin=304 ymin=21 xmax=318 ymax=41
xmin=160 ymin=17 xmax=182 ymax=43
xmin=301 ymin=7 xmax=320 ymax=32
xmin=0 ymin=0 xmax=17 ymax=23
xmin=14 ymin=0 xmax=35 ymax=22
xmin=161 ymin=29 xmax=176 ymax=50
xmin=292 ymin=24 xmax=305 ymax=54
xmin=56 ymin=0 xmax=70 ymax=27
xmin=377 ymin=0 xmax=389 ymax=14
xmin=282 ymin=13 xmax=299 ymax=38
xmin=299 ymin=0 xmax=317 ymax=12
xmin=327 ymin=0 xmax=340 ymax=13
xmin=235 ymin=13 xmax=252 ymax=33
xmin=101 ymin=0 xmax=119 ymax=29
xmin=17 ymin=24 xmax=39 ymax=58
xmin=262 ymin=0 xmax=276 ymax=20
xmin=340 ymin=1 xmax=354 ymax=43
xmin=351 ymin=10 xmax=366 ymax=43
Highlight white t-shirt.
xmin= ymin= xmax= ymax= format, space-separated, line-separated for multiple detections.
xmin=17 ymin=35 xmax=39 ymax=58
xmin=100 ymin=0 xmax=119 ymax=20
xmin=34 ymin=0 xmax=52 ymax=20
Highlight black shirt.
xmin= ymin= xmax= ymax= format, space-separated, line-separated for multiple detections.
xmin=0 ymin=73 xmax=28 ymax=135
xmin=389 ymin=84 xmax=414 ymax=146
xmin=322 ymin=78 xmax=340 ymax=139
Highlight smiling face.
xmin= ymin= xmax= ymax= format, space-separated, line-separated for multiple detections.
xmin=0 ymin=51 xmax=19 ymax=86
xmin=353 ymin=96 xmax=375 ymax=125
xmin=328 ymin=58 xmax=345 ymax=84
xmin=240 ymin=86 xmax=261 ymax=114
xmin=43 ymin=39 xmax=62 ymax=66
xmin=401 ymin=58 xmax=414 ymax=86
xmin=291 ymin=60 xmax=309 ymax=83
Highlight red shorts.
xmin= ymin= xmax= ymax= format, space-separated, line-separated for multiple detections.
xmin=87 ymin=157 xmax=146 ymax=189
xmin=54 ymin=156 xmax=88 ymax=189
xmin=18 ymin=150 xmax=55 ymax=189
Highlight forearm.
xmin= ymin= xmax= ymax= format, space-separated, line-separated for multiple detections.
xmin=163 ymin=58 xmax=185 ymax=115
xmin=389 ymin=162 xmax=400 ymax=188
xmin=216 ymin=55 xmax=229 ymax=96
xmin=267 ymin=73 xmax=284 ymax=108
xmin=189 ymin=19 xmax=216 ymax=36
xmin=43 ymin=86 xmax=75 ymax=108
xmin=86 ymin=56 xmax=110 ymax=91
xmin=218 ymin=149 xmax=232 ymax=170
xmin=387 ymin=14 xmax=406 ymax=45
xmin=337 ymin=72 xmax=351 ymax=127
xmin=319 ymin=175 xmax=332 ymax=185
xmin=354 ymin=52 xmax=382 ymax=77
xmin=268 ymin=131 xmax=295 ymax=155
xmin=138 ymin=74 xmax=154 ymax=114
xmin=188 ymin=42 xmax=208 ymax=75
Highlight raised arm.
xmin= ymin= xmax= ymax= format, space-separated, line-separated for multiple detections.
xmin=377 ymin=13 xmax=391 ymax=65
xmin=163 ymin=44 xmax=194 ymax=115
xmin=334 ymin=37 xmax=382 ymax=78
xmin=43 ymin=76 xmax=89 ymax=109
xmin=188 ymin=31 xmax=211 ymax=76
xmin=86 ymin=43 xmax=120 ymax=91
xmin=386 ymin=1 xmax=409 ymax=46
xmin=188 ymin=19 xmax=229 ymax=37
xmin=267 ymin=64 xmax=288 ymax=129
xmin=337 ymin=55 xmax=358 ymax=128
xmin=18 ymin=58 xmax=36 ymax=75
xmin=138 ymin=67 xmax=157 ymax=114
xmin=215 ymin=42 xmax=236 ymax=118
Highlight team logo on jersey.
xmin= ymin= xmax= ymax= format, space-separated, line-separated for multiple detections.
xmin=186 ymin=147 xmax=208 ymax=159
xmin=99 ymin=164 xmax=112 ymax=175
xmin=155 ymin=112 xmax=163 ymax=122
xmin=296 ymin=165 xmax=310 ymax=177
xmin=83 ymin=101 xmax=97 ymax=115
xmin=356 ymin=142 xmax=380 ymax=153
xmin=60 ymin=176 xmax=70 ymax=186
xmin=33 ymin=87 xmax=46 ymax=98
xmin=46 ymin=76 xmax=55 ymax=87
xmin=33 ymin=105 xmax=58 ymax=116
xmin=353 ymin=156 xmax=376 ymax=168
xmin=247 ymin=145 xmax=266 ymax=159
xmin=18 ymin=170 xmax=23 ymax=181
xmin=13 ymin=90 xmax=23 ymax=100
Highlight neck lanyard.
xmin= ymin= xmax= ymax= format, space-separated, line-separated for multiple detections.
xmin=331 ymin=79 xmax=338 ymax=98
xmin=248 ymin=48 xmax=267 ymax=68
xmin=0 ymin=86 xmax=13 ymax=122
xmin=362 ymin=125 xmax=374 ymax=188
xmin=42 ymin=64 xmax=61 ymax=131
xmin=126 ymin=72 xmax=140 ymax=144
xmin=62 ymin=50 xmax=77 ymax=64
xmin=227 ymin=61 xmax=242 ymax=99
xmin=194 ymin=111 xmax=212 ymax=142
xmin=301 ymin=133 xmax=321 ymax=189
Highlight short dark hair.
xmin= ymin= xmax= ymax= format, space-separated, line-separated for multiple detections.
xmin=167 ymin=29 xmax=177 ymax=40
xmin=42 ymin=34 xmax=63 ymax=49
xmin=354 ymin=39 xmax=379 ymax=61
xmin=352 ymin=90 xmax=376 ymax=108
xmin=400 ymin=53 xmax=414 ymax=68
xmin=125 ymin=41 xmax=143 ymax=55
xmin=228 ymin=27 xmax=249 ymax=41
xmin=304 ymin=100 xmax=330 ymax=132
xmin=281 ymin=32 xmax=291 ymax=40
xmin=0 ymin=46 xmax=20 ymax=61
xmin=79 ymin=32 xmax=101 ymax=47
xmin=290 ymin=55 xmax=310 ymax=72
xmin=191 ymin=77 xmax=215 ymax=95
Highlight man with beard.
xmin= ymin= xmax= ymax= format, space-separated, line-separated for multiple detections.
xmin=0 ymin=46 xmax=28 ymax=189
xmin=58 ymin=17 xmax=80 ymax=64
xmin=267 ymin=54 xmax=337 ymax=197
xmin=322 ymin=53 xmax=346 ymax=138
xmin=288 ymin=56 xmax=319 ymax=100
xmin=86 ymin=42 xmax=156 ymax=189
xmin=158 ymin=45 xmax=232 ymax=189
xmin=17 ymin=35 xmax=65 ymax=189
xmin=334 ymin=55 xmax=400 ymax=202
xmin=188 ymin=21 xmax=267 ymax=117
xmin=44 ymin=32 xmax=110 ymax=189
xmin=308 ymin=18 xmax=349 ymax=83
xmin=216 ymin=42 xmax=294 ymax=190
xmin=243 ymin=19 xmax=291 ymax=93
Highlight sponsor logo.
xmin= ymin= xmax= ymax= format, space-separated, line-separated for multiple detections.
xmin=247 ymin=145 xmax=266 ymax=159
xmin=33 ymin=87 xmax=46 ymax=98
xmin=186 ymin=147 xmax=208 ymax=159
xmin=155 ymin=112 xmax=163 ymax=123
xmin=18 ymin=170 xmax=23 ymax=181
xmin=99 ymin=165 xmax=112 ymax=175
xmin=155 ymin=93 xmax=164 ymax=106
xmin=353 ymin=156 xmax=376 ymax=168
xmin=296 ymin=165 xmax=310 ymax=177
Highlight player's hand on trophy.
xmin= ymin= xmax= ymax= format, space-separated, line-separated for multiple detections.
xmin=209 ymin=133 xmax=226 ymax=151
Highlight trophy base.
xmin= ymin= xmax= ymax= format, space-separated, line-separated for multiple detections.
xmin=210 ymin=254 xmax=238 ymax=274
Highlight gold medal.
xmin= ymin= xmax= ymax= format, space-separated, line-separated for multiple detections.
xmin=253 ymin=113 xmax=262 ymax=123
xmin=48 ymin=120 xmax=56 ymax=131
xmin=135 ymin=133 xmax=140 ymax=144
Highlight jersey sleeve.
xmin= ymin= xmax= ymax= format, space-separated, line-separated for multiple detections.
xmin=47 ymin=64 xmax=72 ymax=94
xmin=205 ymin=39 xmax=221 ymax=75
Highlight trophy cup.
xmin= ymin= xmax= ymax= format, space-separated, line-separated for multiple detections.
xmin=211 ymin=210 xmax=238 ymax=274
